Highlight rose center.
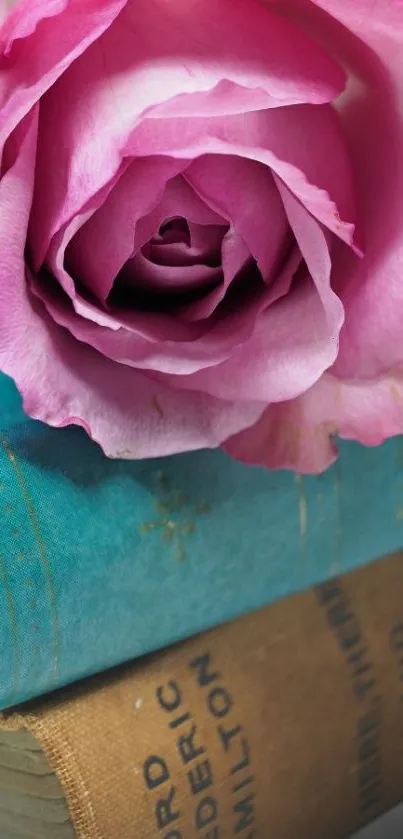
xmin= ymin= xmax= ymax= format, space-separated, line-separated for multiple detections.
xmin=108 ymin=214 xmax=230 ymax=312
xmin=156 ymin=216 xmax=191 ymax=246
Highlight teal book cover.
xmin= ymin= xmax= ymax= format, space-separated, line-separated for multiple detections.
xmin=1 ymin=371 xmax=403 ymax=711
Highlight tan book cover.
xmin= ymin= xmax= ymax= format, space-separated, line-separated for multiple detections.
xmin=1 ymin=552 xmax=403 ymax=839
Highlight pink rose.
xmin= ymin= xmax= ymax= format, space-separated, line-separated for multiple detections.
xmin=0 ymin=0 xmax=400 ymax=470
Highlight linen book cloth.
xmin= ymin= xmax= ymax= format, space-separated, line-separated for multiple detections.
xmin=1 ymin=552 xmax=403 ymax=839
xmin=2 ymin=372 xmax=403 ymax=708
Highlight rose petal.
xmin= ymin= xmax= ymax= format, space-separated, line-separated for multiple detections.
xmin=185 ymin=155 xmax=288 ymax=281
xmin=225 ymin=371 xmax=403 ymax=474
xmin=0 ymin=0 xmax=126 ymax=145
xmin=264 ymin=0 xmax=403 ymax=382
xmin=148 ymin=223 xmax=224 ymax=269
xmin=274 ymin=176 xmax=344 ymax=332
xmin=13 ymin=284 xmax=265 ymax=457
xmin=181 ymin=228 xmax=250 ymax=322
xmin=305 ymin=0 xmax=403 ymax=381
xmin=146 ymin=80 xmax=285 ymax=120
xmin=146 ymin=241 xmax=206 ymax=269
xmin=16 ymin=294 xmax=265 ymax=458
xmin=118 ymin=251 xmax=221 ymax=295
xmin=64 ymin=157 xmax=187 ymax=301
xmin=134 ymin=173 xmax=225 ymax=248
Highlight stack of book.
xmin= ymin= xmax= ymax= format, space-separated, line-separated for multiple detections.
xmin=1 ymin=372 xmax=403 ymax=838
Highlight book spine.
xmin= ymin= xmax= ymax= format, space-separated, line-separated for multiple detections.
xmin=4 ymin=551 xmax=403 ymax=839
xmin=2 ymin=400 xmax=403 ymax=708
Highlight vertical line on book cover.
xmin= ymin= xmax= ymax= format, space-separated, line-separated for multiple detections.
xmin=294 ymin=473 xmax=308 ymax=573
xmin=0 ymin=435 xmax=60 ymax=685
xmin=332 ymin=459 xmax=342 ymax=576
xmin=0 ymin=554 xmax=20 ymax=703
xmin=395 ymin=439 xmax=403 ymax=522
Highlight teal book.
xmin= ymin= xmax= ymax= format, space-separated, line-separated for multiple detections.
xmin=1 ymin=371 xmax=403 ymax=711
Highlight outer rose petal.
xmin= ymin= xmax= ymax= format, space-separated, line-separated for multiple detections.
xmin=0 ymin=115 xmax=264 ymax=457
xmin=17 ymin=306 xmax=265 ymax=459
xmin=0 ymin=0 xmax=127 ymax=147
xmin=268 ymin=0 xmax=403 ymax=380
xmin=225 ymin=372 xmax=403 ymax=474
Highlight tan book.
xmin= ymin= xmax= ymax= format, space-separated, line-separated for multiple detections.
xmin=1 ymin=552 xmax=403 ymax=839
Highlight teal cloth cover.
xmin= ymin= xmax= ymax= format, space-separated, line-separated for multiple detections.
xmin=1 ymin=371 xmax=403 ymax=711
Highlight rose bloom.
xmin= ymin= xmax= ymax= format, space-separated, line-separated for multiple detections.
xmin=0 ymin=0 xmax=401 ymax=471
